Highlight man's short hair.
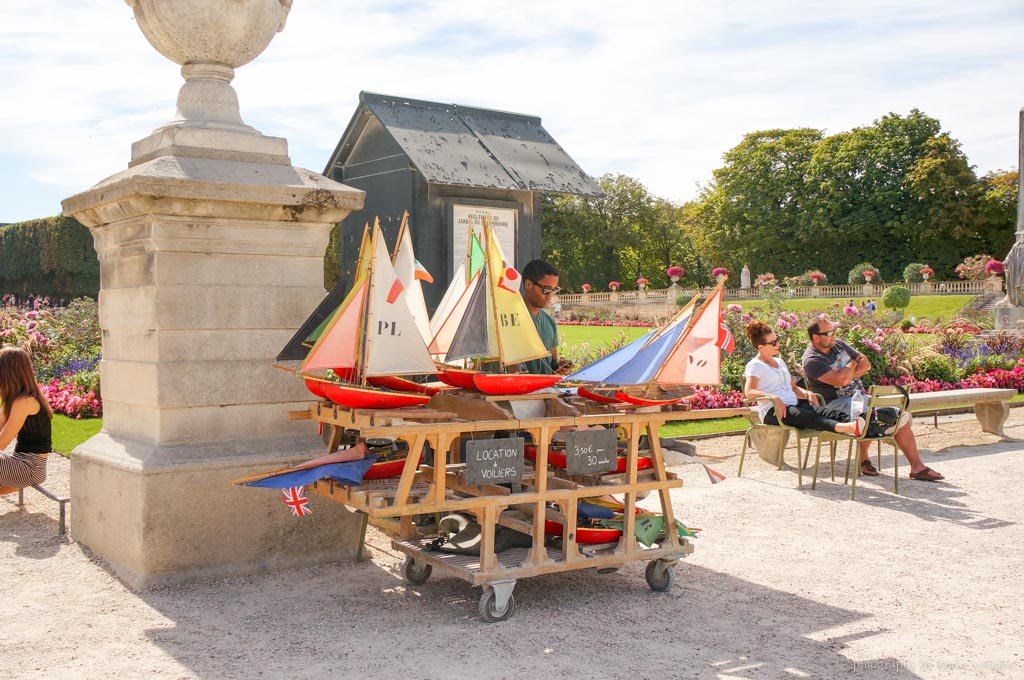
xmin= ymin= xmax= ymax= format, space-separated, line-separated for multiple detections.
xmin=522 ymin=259 xmax=558 ymax=282
xmin=807 ymin=319 xmax=822 ymax=340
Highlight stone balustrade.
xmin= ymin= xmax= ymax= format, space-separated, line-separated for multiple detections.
xmin=558 ymin=278 xmax=1001 ymax=307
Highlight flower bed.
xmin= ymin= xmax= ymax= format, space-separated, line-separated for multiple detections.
xmin=2 ymin=299 xmax=103 ymax=417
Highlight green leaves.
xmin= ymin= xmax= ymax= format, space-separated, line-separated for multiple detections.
xmin=0 ymin=216 xmax=99 ymax=297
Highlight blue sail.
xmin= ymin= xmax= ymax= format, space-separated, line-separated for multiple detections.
xmin=565 ymin=328 xmax=658 ymax=382
xmin=567 ymin=301 xmax=695 ymax=384
xmin=603 ymin=321 xmax=689 ymax=384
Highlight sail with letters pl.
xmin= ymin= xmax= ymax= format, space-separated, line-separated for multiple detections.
xmin=485 ymin=224 xmax=549 ymax=366
xmin=391 ymin=213 xmax=432 ymax=345
xmin=301 ymin=223 xmax=435 ymax=379
xmin=363 ymin=224 xmax=437 ymax=376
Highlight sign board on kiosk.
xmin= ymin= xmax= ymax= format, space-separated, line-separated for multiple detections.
xmin=465 ymin=437 xmax=524 ymax=486
xmin=564 ymin=429 xmax=618 ymax=475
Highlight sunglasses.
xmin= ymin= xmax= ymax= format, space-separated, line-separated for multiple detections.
xmin=814 ymin=330 xmax=836 ymax=337
xmin=529 ymin=280 xmax=561 ymax=295
xmin=762 ymin=339 xmax=780 ymax=347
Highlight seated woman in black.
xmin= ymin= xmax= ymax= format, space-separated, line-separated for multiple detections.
xmin=0 ymin=346 xmax=52 ymax=495
xmin=742 ymin=321 xmax=863 ymax=435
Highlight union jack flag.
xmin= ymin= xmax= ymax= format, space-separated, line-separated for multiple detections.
xmin=716 ymin=321 xmax=735 ymax=353
xmin=282 ymin=486 xmax=312 ymax=517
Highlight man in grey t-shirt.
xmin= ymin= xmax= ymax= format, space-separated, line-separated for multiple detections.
xmin=802 ymin=318 xmax=943 ymax=482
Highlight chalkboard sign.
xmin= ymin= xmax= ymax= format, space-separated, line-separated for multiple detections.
xmin=465 ymin=437 xmax=524 ymax=486
xmin=565 ymin=429 xmax=618 ymax=475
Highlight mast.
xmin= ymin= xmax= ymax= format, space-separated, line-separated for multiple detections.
xmin=482 ymin=218 xmax=509 ymax=370
xmin=357 ymin=217 xmax=382 ymax=387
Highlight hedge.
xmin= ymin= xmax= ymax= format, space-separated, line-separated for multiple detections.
xmin=0 ymin=215 xmax=99 ymax=297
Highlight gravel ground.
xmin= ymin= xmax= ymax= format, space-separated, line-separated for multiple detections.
xmin=3 ymin=414 xmax=1023 ymax=679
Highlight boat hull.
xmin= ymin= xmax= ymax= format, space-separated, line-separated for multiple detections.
xmin=321 ymin=382 xmax=430 ymax=409
xmin=367 ymin=375 xmax=440 ymax=395
xmin=472 ymin=373 xmax=562 ymax=395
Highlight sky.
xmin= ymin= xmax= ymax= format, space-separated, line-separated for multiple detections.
xmin=0 ymin=0 xmax=1021 ymax=224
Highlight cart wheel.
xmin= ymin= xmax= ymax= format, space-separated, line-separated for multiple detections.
xmin=401 ymin=557 xmax=432 ymax=586
xmin=478 ymin=590 xmax=516 ymax=623
xmin=645 ymin=559 xmax=675 ymax=592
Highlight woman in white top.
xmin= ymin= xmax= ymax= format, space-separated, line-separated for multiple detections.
xmin=743 ymin=320 xmax=863 ymax=434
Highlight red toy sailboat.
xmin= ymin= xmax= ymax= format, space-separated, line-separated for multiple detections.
xmin=431 ymin=218 xmax=561 ymax=395
xmin=567 ymin=278 xmax=731 ymax=406
xmin=298 ymin=219 xmax=438 ymax=409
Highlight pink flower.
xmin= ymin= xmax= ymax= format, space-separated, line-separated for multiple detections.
xmin=711 ymin=267 xmax=730 ymax=278
xmin=581 ymin=283 xmax=592 ymax=293
xmin=666 ymin=266 xmax=685 ymax=278
xmin=727 ymin=304 xmax=743 ymax=313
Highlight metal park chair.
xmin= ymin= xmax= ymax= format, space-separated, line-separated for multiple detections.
xmin=738 ymin=395 xmax=829 ymax=488
xmin=812 ymin=385 xmax=910 ymax=500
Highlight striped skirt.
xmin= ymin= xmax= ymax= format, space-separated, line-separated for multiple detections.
xmin=0 ymin=451 xmax=48 ymax=488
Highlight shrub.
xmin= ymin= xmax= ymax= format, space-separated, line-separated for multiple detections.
xmin=954 ymin=254 xmax=995 ymax=280
xmin=881 ymin=285 xmax=911 ymax=310
xmin=986 ymin=259 xmax=1005 ymax=276
xmin=902 ymin=262 xmax=929 ymax=283
xmin=912 ymin=354 xmax=962 ymax=384
xmin=847 ymin=262 xmax=878 ymax=285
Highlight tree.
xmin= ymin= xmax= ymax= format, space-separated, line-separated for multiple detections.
xmin=698 ymin=128 xmax=824 ymax=277
xmin=974 ymin=170 xmax=1019 ymax=259
xmin=541 ymin=174 xmax=659 ymax=289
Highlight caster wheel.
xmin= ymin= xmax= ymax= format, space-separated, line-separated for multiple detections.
xmin=645 ymin=560 xmax=675 ymax=592
xmin=478 ymin=590 xmax=516 ymax=623
xmin=401 ymin=556 xmax=432 ymax=586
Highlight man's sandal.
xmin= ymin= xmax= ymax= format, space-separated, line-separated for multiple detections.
xmin=860 ymin=460 xmax=880 ymax=477
xmin=909 ymin=466 xmax=944 ymax=481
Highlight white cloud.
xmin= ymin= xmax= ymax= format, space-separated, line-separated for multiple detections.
xmin=0 ymin=0 xmax=1019 ymax=222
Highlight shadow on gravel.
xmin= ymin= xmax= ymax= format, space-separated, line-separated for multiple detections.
xmin=129 ymin=554 xmax=924 ymax=680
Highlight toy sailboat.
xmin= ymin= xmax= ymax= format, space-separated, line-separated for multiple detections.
xmin=567 ymin=278 xmax=729 ymax=406
xmin=299 ymin=219 xmax=438 ymax=409
xmin=431 ymin=220 xmax=562 ymax=395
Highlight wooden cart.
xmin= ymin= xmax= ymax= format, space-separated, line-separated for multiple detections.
xmin=302 ymin=397 xmax=746 ymax=622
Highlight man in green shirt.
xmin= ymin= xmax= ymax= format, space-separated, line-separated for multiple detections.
xmin=520 ymin=260 xmax=573 ymax=375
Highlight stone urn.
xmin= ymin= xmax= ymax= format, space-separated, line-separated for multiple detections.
xmin=669 ymin=276 xmax=680 ymax=288
xmin=126 ymin=0 xmax=293 ymax=161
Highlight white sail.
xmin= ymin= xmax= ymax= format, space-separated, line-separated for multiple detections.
xmin=364 ymin=226 xmax=437 ymax=376
xmin=392 ymin=221 xmax=433 ymax=346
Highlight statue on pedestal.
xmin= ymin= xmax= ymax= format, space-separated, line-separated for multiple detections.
xmin=996 ymin=105 xmax=1024 ymax=328
xmin=741 ymin=265 xmax=751 ymax=289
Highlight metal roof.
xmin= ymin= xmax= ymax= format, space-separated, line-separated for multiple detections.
xmin=326 ymin=92 xmax=603 ymax=196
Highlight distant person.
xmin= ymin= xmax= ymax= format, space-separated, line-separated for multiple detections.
xmin=552 ymin=300 xmax=562 ymax=320
xmin=520 ymin=260 xmax=573 ymax=375
xmin=866 ymin=299 xmax=877 ymax=315
xmin=802 ymin=319 xmax=943 ymax=481
xmin=0 ymin=347 xmax=53 ymax=495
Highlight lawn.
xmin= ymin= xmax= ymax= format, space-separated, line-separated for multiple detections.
xmin=51 ymin=415 xmax=102 ymax=457
xmin=728 ymin=295 xmax=974 ymax=324
xmin=557 ymin=325 xmax=650 ymax=355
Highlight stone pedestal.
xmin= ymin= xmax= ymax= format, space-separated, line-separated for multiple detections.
xmin=862 ymin=283 xmax=874 ymax=296
xmin=995 ymin=305 xmax=1024 ymax=332
xmin=62 ymin=154 xmax=364 ymax=589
